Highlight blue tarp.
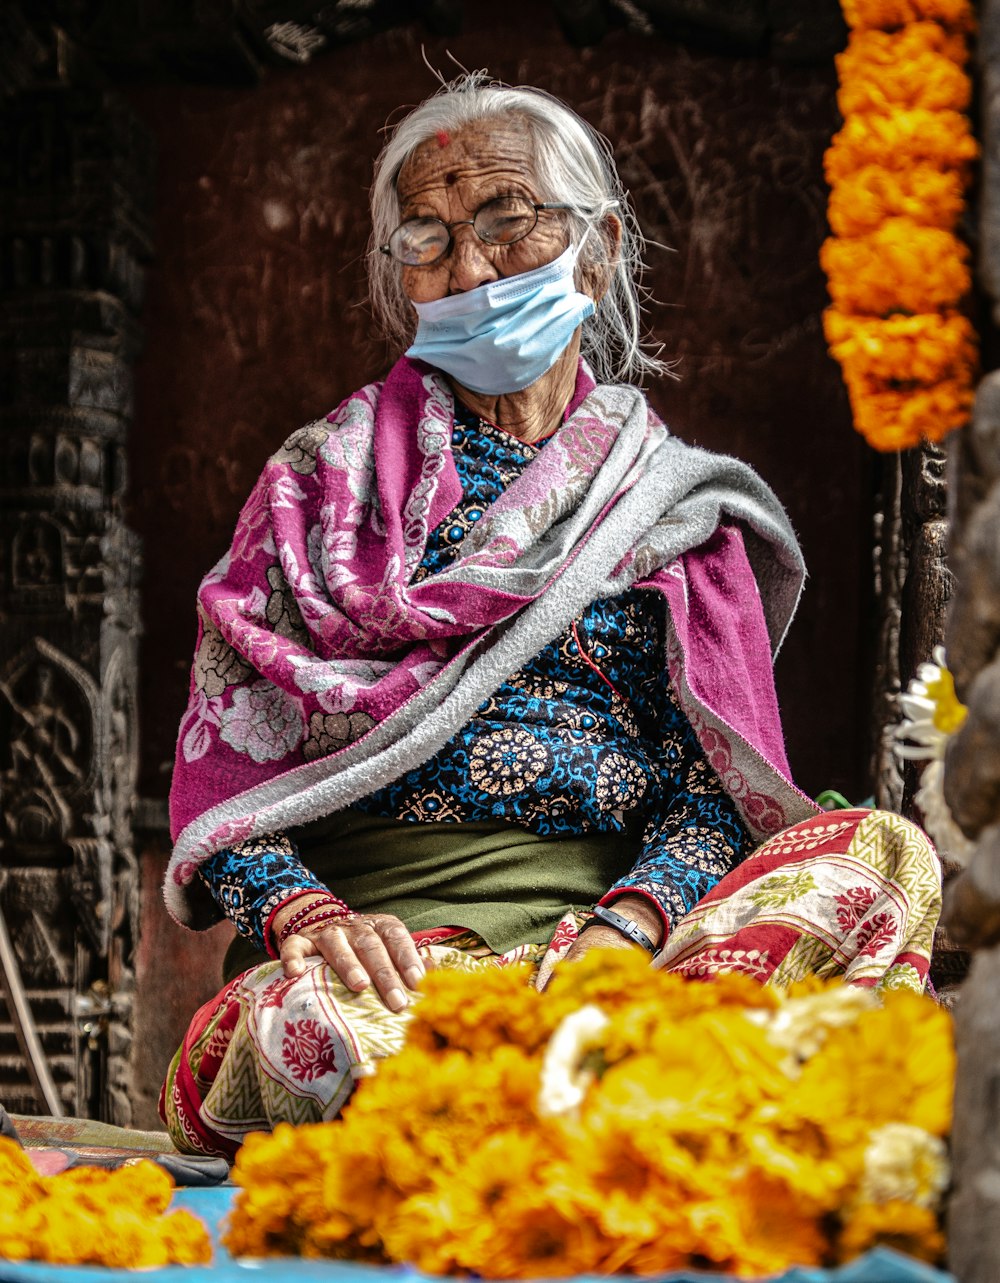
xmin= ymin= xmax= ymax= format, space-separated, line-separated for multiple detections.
xmin=0 ymin=1187 xmax=958 ymax=1283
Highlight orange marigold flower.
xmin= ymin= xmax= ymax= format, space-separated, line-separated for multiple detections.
xmin=545 ymin=948 xmax=776 ymax=1026
xmin=21 ymin=1202 xmax=108 ymax=1265
xmin=722 ymin=1176 xmax=829 ymax=1277
xmin=565 ymin=1121 xmax=709 ymax=1246
xmin=461 ymin=1186 xmax=613 ymax=1279
xmin=827 ymin=164 xmax=965 ymax=237
xmin=824 ymin=309 xmax=977 ymax=386
xmin=226 ymin=1119 xmax=385 ymax=1259
xmin=404 ymin=962 xmax=553 ymax=1055
xmin=736 ymin=1122 xmax=852 ymax=1217
xmin=108 ymin=1159 xmax=175 ymax=1215
xmin=160 ymin=1208 xmax=214 ymax=1266
xmin=46 ymin=1159 xmax=174 ymax=1218
xmin=381 ymin=1132 xmax=565 ymax=1277
xmin=841 ymin=0 xmax=975 ymax=31
xmin=222 ymin=974 xmax=958 ymax=1274
xmin=837 ymin=25 xmax=969 ymax=116
xmin=785 ymin=990 xmax=956 ymax=1140
xmin=0 ymin=1137 xmax=45 ymax=1215
xmin=847 ymin=377 xmax=974 ymax=449
xmin=825 ymin=109 xmax=978 ymax=182
xmin=821 ymin=221 xmax=970 ymax=315
xmin=838 ymin=1199 xmax=946 ymax=1265
xmin=0 ymin=1144 xmax=212 ymax=1269
xmin=90 ymin=1209 xmax=171 ymax=1270
xmin=379 ymin=1182 xmax=487 ymax=1276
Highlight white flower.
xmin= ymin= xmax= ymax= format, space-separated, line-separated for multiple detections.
xmin=537 ymin=1005 xmax=609 ymax=1117
xmin=894 ymin=645 xmax=967 ymax=763
xmin=746 ymin=987 xmax=878 ymax=1077
xmin=859 ymin=1123 xmax=949 ymax=1210
xmin=894 ymin=646 xmax=974 ymax=864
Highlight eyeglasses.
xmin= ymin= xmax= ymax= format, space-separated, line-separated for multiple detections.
xmin=380 ymin=195 xmax=591 ymax=267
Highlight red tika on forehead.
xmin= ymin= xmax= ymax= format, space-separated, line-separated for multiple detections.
xmin=435 ymin=130 xmax=450 ymax=148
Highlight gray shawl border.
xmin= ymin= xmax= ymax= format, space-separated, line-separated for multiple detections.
xmin=167 ymin=384 xmax=808 ymax=928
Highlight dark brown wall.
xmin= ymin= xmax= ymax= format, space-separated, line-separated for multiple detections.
xmin=124 ymin=7 xmax=872 ymax=1118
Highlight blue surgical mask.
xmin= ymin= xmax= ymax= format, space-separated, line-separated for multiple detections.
xmin=405 ymin=244 xmax=596 ymax=395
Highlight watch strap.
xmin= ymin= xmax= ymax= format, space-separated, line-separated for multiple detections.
xmin=581 ymin=904 xmax=659 ymax=956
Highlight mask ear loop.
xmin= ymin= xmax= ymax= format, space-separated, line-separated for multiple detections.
xmin=571 ymin=199 xmax=620 ymax=299
xmin=569 ymin=218 xmax=597 ymax=295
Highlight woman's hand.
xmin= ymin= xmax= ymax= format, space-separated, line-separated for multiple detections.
xmin=273 ymin=897 xmax=426 ymax=1012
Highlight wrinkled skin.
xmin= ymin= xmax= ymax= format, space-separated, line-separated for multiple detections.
xmin=397 ymin=118 xmax=621 ymax=444
xmin=274 ymin=118 xmax=650 ymax=1007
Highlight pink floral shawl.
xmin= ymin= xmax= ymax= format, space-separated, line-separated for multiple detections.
xmin=166 ymin=357 xmax=817 ymax=927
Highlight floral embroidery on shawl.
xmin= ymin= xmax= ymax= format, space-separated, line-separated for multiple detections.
xmin=167 ymin=356 xmax=816 ymax=927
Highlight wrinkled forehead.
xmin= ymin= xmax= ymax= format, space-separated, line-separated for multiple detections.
xmin=394 ymin=115 xmax=541 ymax=209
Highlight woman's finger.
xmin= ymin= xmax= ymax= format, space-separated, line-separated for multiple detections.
xmin=279 ymin=919 xmax=366 ymax=986
xmin=279 ymin=929 xmax=319 ymax=978
xmin=372 ymin=917 xmax=426 ymax=991
xmin=346 ymin=919 xmax=413 ymax=1011
xmin=279 ymin=914 xmax=423 ymax=1012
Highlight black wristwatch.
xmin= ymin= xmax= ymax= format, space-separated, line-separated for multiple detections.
xmin=580 ymin=904 xmax=660 ymax=957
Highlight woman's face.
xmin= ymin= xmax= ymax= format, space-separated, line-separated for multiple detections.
xmin=394 ymin=118 xmax=571 ymax=304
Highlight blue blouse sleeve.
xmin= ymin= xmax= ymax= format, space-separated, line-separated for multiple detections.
xmin=197 ymin=834 xmax=330 ymax=954
xmin=600 ymin=737 xmax=753 ymax=934
xmin=597 ymin=619 xmax=754 ymax=935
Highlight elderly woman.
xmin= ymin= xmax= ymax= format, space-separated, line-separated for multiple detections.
xmin=161 ymin=77 xmax=940 ymax=1157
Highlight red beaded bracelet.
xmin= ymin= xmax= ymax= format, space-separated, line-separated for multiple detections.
xmin=276 ymin=905 xmax=353 ymax=950
xmin=272 ymin=894 xmax=350 ymax=952
xmin=281 ymin=895 xmax=349 ymax=935
xmin=283 ymin=906 xmax=353 ymax=936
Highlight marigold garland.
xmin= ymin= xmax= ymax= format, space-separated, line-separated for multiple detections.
xmin=827 ymin=165 xmax=965 ymax=237
xmin=824 ymin=309 xmax=977 ymax=386
xmin=844 ymin=379 xmax=973 ymax=449
xmin=0 ymin=1140 xmax=212 ymax=1268
xmin=824 ymin=112 xmax=977 ymax=185
xmin=224 ymin=953 xmax=955 ymax=1279
xmin=821 ymin=221 xmax=970 ymax=315
xmin=840 ymin=0 xmax=975 ymax=29
xmin=835 ymin=24 xmax=970 ymax=114
xmin=822 ymin=0 xmax=979 ymax=450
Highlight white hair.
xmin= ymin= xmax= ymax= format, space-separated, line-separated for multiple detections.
xmin=368 ymin=74 xmax=669 ymax=386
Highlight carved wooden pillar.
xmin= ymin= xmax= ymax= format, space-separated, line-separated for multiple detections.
xmin=870 ymin=442 xmax=966 ymax=998
xmin=0 ymin=33 xmax=149 ymax=1120
xmin=870 ymin=438 xmax=965 ymax=989
xmin=870 ymin=444 xmax=951 ymax=815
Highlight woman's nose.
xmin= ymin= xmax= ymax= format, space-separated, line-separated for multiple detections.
xmin=447 ymin=226 xmax=499 ymax=294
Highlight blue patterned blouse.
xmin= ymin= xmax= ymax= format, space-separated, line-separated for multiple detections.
xmin=199 ymin=404 xmax=752 ymax=952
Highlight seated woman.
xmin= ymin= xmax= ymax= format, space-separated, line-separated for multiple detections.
xmin=160 ymin=76 xmax=941 ymax=1158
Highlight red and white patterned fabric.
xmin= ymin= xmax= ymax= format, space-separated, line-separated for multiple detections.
xmin=160 ymin=808 xmax=940 ymax=1159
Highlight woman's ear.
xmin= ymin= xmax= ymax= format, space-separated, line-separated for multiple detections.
xmin=580 ymin=210 xmax=623 ymax=304
xmin=602 ymin=209 xmax=624 ymax=270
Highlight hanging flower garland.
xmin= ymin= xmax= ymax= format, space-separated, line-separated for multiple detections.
xmin=224 ymin=954 xmax=955 ymax=1279
xmin=821 ymin=0 xmax=979 ymax=451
